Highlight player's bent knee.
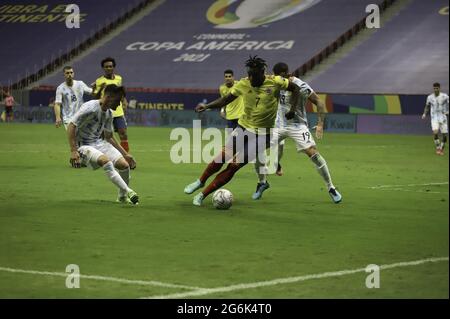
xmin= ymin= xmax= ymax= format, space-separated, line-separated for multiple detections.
xmin=97 ymin=155 xmax=110 ymax=167
xmin=304 ymin=146 xmax=318 ymax=157
xmin=115 ymin=158 xmax=130 ymax=170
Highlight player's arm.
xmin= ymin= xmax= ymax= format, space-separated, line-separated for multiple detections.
xmin=122 ymin=97 xmax=128 ymax=114
xmin=67 ymin=123 xmax=81 ymax=168
xmin=285 ymin=81 xmax=300 ymax=119
xmin=54 ymin=88 xmax=63 ymax=128
xmin=309 ymin=92 xmax=326 ymax=139
xmin=104 ymin=130 xmax=136 ymax=168
xmin=422 ymin=99 xmax=430 ymax=119
xmin=195 ymin=94 xmax=238 ymax=113
xmin=92 ymin=80 xmax=105 ymax=99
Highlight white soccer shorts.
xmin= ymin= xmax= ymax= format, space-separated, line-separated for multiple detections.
xmin=431 ymin=115 xmax=448 ymax=134
xmin=271 ymin=125 xmax=316 ymax=152
xmin=78 ymin=140 xmax=123 ymax=169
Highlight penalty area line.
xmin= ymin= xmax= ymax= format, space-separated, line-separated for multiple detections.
xmin=0 ymin=266 xmax=203 ymax=290
xmin=141 ymin=256 xmax=449 ymax=299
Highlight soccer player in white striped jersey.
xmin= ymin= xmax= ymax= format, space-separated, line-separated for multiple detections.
xmin=54 ymin=66 xmax=93 ymax=129
xmin=252 ymin=62 xmax=342 ymax=203
xmin=67 ymin=84 xmax=139 ymax=205
xmin=422 ymin=82 xmax=449 ymax=156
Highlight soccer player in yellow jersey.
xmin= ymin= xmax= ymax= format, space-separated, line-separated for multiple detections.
xmin=93 ymin=57 xmax=130 ymax=152
xmin=219 ymin=69 xmax=244 ymax=129
xmin=184 ymin=56 xmax=301 ymax=206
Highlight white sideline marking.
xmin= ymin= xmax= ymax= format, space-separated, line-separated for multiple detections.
xmin=142 ymin=257 xmax=449 ymax=299
xmin=0 ymin=266 xmax=202 ymax=290
xmin=374 ymin=188 xmax=445 ymax=194
xmin=369 ymin=182 xmax=448 ymax=189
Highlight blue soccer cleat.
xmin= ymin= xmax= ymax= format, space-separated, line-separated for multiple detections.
xmin=252 ymin=182 xmax=270 ymax=200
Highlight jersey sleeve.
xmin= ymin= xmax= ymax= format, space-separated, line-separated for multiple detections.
xmin=426 ymin=96 xmax=431 ymax=107
xmin=93 ymin=78 xmax=103 ymax=95
xmin=70 ymin=103 xmax=92 ymax=127
xmin=274 ymin=75 xmax=289 ymax=90
xmin=55 ymin=86 xmax=63 ymax=104
xmin=104 ymin=114 xmax=114 ymax=133
xmin=81 ymin=81 xmax=93 ymax=94
xmin=298 ymin=81 xmax=314 ymax=97
xmin=230 ymin=80 xmax=244 ymax=97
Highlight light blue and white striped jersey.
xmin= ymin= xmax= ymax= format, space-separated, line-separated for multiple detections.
xmin=55 ymin=80 xmax=93 ymax=123
xmin=70 ymin=100 xmax=113 ymax=146
xmin=275 ymin=76 xmax=314 ymax=128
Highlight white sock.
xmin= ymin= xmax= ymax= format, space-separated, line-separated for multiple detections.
xmin=103 ymin=161 xmax=130 ymax=194
xmin=254 ymin=158 xmax=267 ymax=184
xmin=118 ymin=167 xmax=130 ymax=197
xmin=310 ymin=153 xmax=334 ymax=190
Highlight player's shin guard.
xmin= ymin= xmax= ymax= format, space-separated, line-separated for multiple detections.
xmin=103 ymin=161 xmax=130 ymax=193
xmin=202 ymin=163 xmax=243 ymax=197
xmin=254 ymin=159 xmax=268 ymax=183
xmin=310 ymin=153 xmax=334 ymax=189
xmin=118 ymin=168 xmax=130 ymax=197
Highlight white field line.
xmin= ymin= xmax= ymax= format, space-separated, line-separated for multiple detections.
xmin=369 ymin=182 xmax=449 ymax=189
xmin=142 ymin=257 xmax=449 ymax=299
xmin=0 ymin=266 xmax=203 ymax=290
xmin=374 ymin=188 xmax=446 ymax=194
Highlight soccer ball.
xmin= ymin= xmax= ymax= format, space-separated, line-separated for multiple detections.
xmin=212 ymin=189 xmax=233 ymax=210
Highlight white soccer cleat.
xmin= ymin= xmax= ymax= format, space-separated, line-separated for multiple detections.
xmin=328 ymin=187 xmax=342 ymax=204
xmin=193 ymin=193 xmax=205 ymax=206
xmin=184 ymin=179 xmax=204 ymax=194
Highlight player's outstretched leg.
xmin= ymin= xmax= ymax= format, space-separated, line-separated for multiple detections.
xmin=307 ymin=148 xmax=342 ymax=204
xmin=99 ymin=156 xmax=139 ymax=205
xmin=193 ymin=162 xmax=244 ymax=206
xmin=184 ymin=148 xmax=227 ymax=194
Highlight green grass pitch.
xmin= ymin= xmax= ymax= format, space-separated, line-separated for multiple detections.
xmin=0 ymin=123 xmax=448 ymax=298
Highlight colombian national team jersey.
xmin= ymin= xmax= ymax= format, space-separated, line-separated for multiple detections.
xmin=231 ymin=75 xmax=289 ymax=130
xmin=70 ymin=100 xmax=114 ymax=146
xmin=219 ymin=82 xmax=244 ymax=120
xmin=426 ymin=93 xmax=449 ymax=119
xmin=55 ymin=80 xmax=92 ymax=123
xmin=275 ymin=76 xmax=314 ymax=128
xmin=93 ymin=75 xmax=124 ymax=118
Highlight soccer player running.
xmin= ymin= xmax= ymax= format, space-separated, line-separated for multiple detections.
xmin=219 ymin=69 xmax=244 ymax=129
xmin=93 ymin=57 xmax=130 ymax=152
xmin=422 ymin=82 xmax=449 ymax=155
xmin=184 ymin=56 xmax=300 ymax=206
xmin=54 ymin=66 xmax=93 ymax=129
xmin=67 ymin=84 xmax=139 ymax=205
xmin=251 ymin=62 xmax=342 ymax=203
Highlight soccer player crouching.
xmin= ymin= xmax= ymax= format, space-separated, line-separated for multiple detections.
xmin=67 ymin=85 xmax=139 ymax=205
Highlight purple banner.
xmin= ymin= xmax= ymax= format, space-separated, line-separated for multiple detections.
xmin=357 ymin=114 xmax=431 ymax=135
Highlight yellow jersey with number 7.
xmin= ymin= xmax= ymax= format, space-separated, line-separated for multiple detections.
xmin=231 ymin=75 xmax=289 ymax=130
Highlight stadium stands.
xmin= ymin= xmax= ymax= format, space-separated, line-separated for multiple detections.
xmin=41 ymin=0 xmax=382 ymax=89
xmin=0 ymin=0 xmax=147 ymax=87
xmin=309 ymin=0 xmax=449 ymax=94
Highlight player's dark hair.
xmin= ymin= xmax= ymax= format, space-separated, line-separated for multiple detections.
xmin=224 ymin=69 xmax=234 ymax=75
xmin=433 ymin=82 xmax=441 ymax=88
xmin=101 ymin=57 xmax=116 ymax=68
xmin=104 ymin=84 xmax=125 ymax=98
xmin=273 ymin=62 xmax=289 ymax=76
xmin=63 ymin=66 xmax=73 ymax=72
xmin=245 ymin=55 xmax=267 ymax=71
